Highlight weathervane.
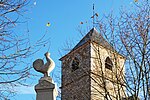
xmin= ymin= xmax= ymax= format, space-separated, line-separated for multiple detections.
xmin=80 ymin=4 xmax=98 ymax=27
xmin=92 ymin=4 xmax=95 ymax=28
xmin=91 ymin=4 xmax=98 ymax=28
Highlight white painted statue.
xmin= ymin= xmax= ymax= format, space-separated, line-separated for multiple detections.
xmin=33 ymin=52 xmax=55 ymax=77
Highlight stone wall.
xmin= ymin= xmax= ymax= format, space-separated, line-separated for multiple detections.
xmin=61 ymin=42 xmax=91 ymax=100
xmin=90 ymin=42 xmax=126 ymax=100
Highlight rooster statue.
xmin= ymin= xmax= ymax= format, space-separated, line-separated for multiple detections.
xmin=33 ymin=52 xmax=55 ymax=77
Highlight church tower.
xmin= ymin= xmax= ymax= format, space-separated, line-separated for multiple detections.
xmin=60 ymin=28 xmax=126 ymax=100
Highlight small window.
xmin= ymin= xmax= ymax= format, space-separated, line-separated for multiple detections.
xmin=71 ymin=57 xmax=79 ymax=72
xmin=105 ymin=57 xmax=113 ymax=70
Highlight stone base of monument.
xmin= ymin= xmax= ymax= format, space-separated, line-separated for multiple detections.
xmin=35 ymin=77 xmax=57 ymax=100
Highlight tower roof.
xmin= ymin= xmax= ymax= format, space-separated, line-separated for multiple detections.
xmin=72 ymin=27 xmax=114 ymax=51
xmin=60 ymin=28 xmax=124 ymax=61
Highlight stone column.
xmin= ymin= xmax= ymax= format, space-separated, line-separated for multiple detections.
xmin=35 ymin=77 xmax=57 ymax=100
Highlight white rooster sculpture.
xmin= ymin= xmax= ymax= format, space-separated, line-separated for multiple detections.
xmin=33 ymin=52 xmax=55 ymax=77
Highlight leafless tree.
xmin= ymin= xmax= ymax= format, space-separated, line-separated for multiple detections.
xmin=0 ymin=0 xmax=49 ymax=99
xmin=92 ymin=0 xmax=150 ymax=99
xmin=117 ymin=1 xmax=150 ymax=99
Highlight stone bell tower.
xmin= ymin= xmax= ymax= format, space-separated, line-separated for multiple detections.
xmin=60 ymin=28 xmax=126 ymax=100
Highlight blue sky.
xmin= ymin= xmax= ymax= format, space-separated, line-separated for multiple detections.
xmin=11 ymin=0 xmax=138 ymax=100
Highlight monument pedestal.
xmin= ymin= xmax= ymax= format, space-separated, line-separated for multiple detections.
xmin=35 ymin=77 xmax=57 ymax=100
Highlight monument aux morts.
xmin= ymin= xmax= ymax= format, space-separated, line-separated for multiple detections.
xmin=33 ymin=52 xmax=58 ymax=100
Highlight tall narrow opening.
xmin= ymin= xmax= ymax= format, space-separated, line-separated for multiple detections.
xmin=105 ymin=57 xmax=113 ymax=70
xmin=72 ymin=57 xmax=79 ymax=72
